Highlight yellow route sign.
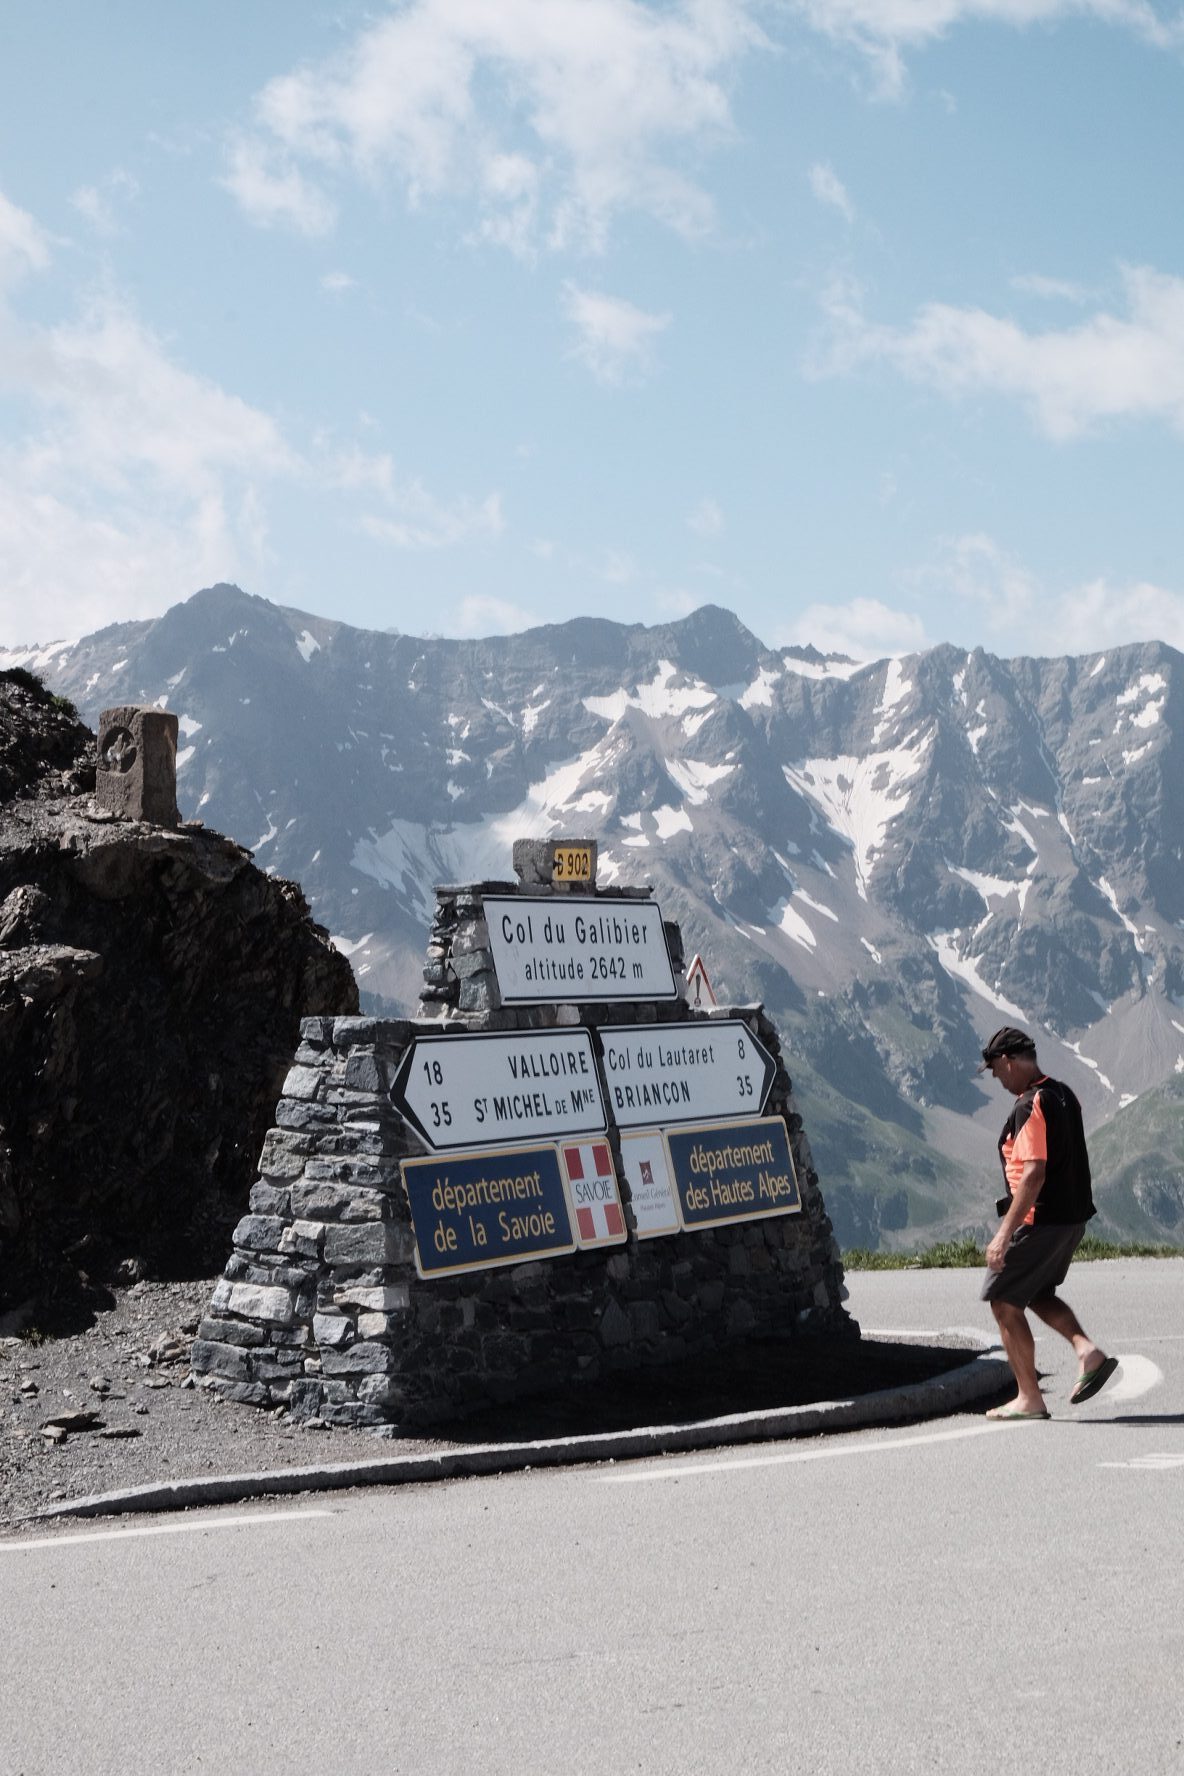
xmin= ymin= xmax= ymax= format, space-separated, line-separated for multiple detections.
xmin=552 ymin=843 xmax=594 ymax=882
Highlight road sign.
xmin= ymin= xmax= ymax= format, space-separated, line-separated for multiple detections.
xmin=598 ymin=1019 xmax=776 ymax=1129
xmin=484 ymin=895 xmax=677 ymax=1003
xmin=401 ymin=1144 xmax=575 ymax=1278
xmin=617 ymin=1130 xmax=681 ymax=1239
xmin=664 ymin=1117 xmax=801 ymax=1230
xmin=558 ymin=1140 xmax=627 ymax=1248
xmin=390 ymin=1028 xmax=607 ymax=1152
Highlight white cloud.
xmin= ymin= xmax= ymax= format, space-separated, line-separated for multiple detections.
xmin=70 ymin=170 xmax=140 ymax=238
xmin=1056 ymin=577 xmax=1184 ymax=652
xmin=655 ymin=586 xmax=701 ymax=617
xmin=563 ymin=282 xmax=670 ymax=382
xmin=688 ymin=496 xmax=724 ymax=536
xmin=451 ymin=593 xmax=539 ymax=636
xmin=602 ymin=549 xmax=638 ymax=584
xmin=329 ymin=446 xmax=504 ymax=548
xmin=813 ymin=264 xmax=1184 ymax=438
xmin=1009 ymin=272 xmax=1091 ymax=303
xmin=926 ymin=533 xmax=1184 ymax=651
xmin=808 ymin=161 xmax=854 ymax=222
xmin=918 ymin=533 xmax=1041 ymax=628
xmin=781 ymin=596 xmax=928 ymax=659
xmin=0 ymin=289 xmax=297 ymax=641
xmin=320 ymin=269 xmax=357 ymax=293
xmin=474 ymin=152 xmax=541 ymax=259
xmin=0 ymin=191 xmax=51 ymax=287
xmin=788 ymin=2 xmax=1184 ymax=95
xmin=221 ymin=136 xmax=337 ymax=236
xmin=0 ymin=187 xmax=503 ymax=641
xmin=226 ymin=0 xmax=765 ymax=254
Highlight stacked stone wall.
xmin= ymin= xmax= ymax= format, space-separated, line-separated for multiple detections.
xmin=193 ymin=878 xmax=852 ymax=1430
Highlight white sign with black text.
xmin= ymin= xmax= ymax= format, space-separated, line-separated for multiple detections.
xmin=484 ymin=895 xmax=677 ymax=1003
xmin=599 ymin=1019 xmax=775 ymax=1129
xmin=390 ymin=1028 xmax=607 ymax=1152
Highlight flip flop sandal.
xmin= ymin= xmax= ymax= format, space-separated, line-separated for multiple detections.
xmin=1070 ymin=1355 xmax=1119 ymax=1405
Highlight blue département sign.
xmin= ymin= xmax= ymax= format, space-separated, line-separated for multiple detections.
xmin=664 ymin=1117 xmax=801 ymax=1230
xmin=401 ymin=1144 xmax=575 ymax=1278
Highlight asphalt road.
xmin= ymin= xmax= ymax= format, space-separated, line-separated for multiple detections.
xmin=4 ymin=1260 xmax=1180 ymax=1776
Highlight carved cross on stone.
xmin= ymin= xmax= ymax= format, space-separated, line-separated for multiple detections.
xmin=95 ymin=706 xmax=180 ymax=826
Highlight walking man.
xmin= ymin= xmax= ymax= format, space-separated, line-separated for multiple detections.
xmin=978 ymin=1026 xmax=1118 ymax=1420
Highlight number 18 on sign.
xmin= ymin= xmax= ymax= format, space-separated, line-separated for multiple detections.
xmin=390 ymin=1029 xmax=607 ymax=1152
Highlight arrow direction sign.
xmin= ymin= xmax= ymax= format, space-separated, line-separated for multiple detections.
xmin=598 ymin=1020 xmax=776 ymax=1130
xmin=391 ymin=1028 xmax=607 ymax=1153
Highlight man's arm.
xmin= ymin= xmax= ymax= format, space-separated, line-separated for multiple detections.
xmin=985 ymin=1159 xmax=1045 ymax=1270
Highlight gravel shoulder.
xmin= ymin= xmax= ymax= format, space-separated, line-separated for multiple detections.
xmin=1 ymin=1277 xmax=977 ymax=1532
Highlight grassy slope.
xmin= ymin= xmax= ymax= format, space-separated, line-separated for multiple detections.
xmin=1085 ymin=1073 xmax=1184 ymax=1242
xmin=787 ymin=1052 xmax=984 ymax=1249
xmin=844 ymin=1235 xmax=1184 ymax=1268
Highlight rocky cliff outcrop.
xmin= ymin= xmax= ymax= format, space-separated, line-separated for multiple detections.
xmin=0 ymin=670 xmax=358 ymax=1319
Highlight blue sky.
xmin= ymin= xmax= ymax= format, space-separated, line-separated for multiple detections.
xmin=2 ymin=0 xmax=1183 ymax=659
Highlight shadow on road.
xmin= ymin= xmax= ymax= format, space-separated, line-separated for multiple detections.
xmin=1068 ymin=1413 xmax=1184 ymax=1426
xmin=425 ymin=1335 xmax=975 ymax=1445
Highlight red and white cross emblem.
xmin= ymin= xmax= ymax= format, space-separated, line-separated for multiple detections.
xmin=560 ymin=1140 xmax=627 ymax=1247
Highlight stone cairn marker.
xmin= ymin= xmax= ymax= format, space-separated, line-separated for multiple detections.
xmin=95 ymin=705 xmax=180 ymax=826
xmin=192 ymin=838 xmax=850 ymax=1428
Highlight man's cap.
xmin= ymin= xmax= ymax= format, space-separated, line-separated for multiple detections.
xmin=977 ymin=1026 xmax=1037 ymax=1073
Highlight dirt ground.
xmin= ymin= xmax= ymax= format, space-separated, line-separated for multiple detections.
xmin=1 ymin=1278 xmax=974 ymax=1532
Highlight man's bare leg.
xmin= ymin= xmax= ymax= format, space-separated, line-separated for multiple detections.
xmin=989 ymin=1300 xmax=1047 ymax=1413
xmin=1029 ymin=1290 xmax=1106 ymax=1382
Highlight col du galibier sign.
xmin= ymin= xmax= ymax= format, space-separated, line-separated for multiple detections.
xmin=483 ymin=895 xmax=677 ymax=1003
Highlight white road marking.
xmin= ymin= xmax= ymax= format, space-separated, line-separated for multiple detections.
xmin=593 ymin=1422 xmax=1000 ymax=1485
xmin=1103 ymin=1355 xmax=1162 ymax=1402
xmin=1098 ymin=1453 xmax=1184 ymax=1472
xmin=0 ymin=1509 xmax=333 ymax=1553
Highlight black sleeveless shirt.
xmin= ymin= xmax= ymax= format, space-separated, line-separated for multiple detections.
xmin=998 ymin=1074 xmax=1096 ymax=1226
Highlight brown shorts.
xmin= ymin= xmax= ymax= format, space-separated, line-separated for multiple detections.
xmin=981 ymin=1221 xmax=1086 ymax=1307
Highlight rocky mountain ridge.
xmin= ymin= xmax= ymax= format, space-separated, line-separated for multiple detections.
xmin=9 ymin=583 xmax=1184 ymax=1248
xmin=0 ymin=665 xmax=357 ymax=1314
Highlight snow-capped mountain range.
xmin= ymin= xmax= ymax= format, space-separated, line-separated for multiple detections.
xmin=9 ymin=582 xmax=1184 ymax=1247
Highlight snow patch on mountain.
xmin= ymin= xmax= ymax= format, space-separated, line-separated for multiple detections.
xmin=353 ymin=744 xmax=621 ymax=915
xmin=774 ymin=899 xmax=817 ymax=951
xmin=929 ymin=931 xmax=1028 ymax=1020
xmin=584 ymin=660 xmax=716 ymax=724
xmin=0 ymin=639 xmax=78 ymax=672
xmin=1097 ymin=876 xmax=1145 ymax=951
xmin=1062 ymin=1040 xmax=1114 ymax=1093
xmin=780 ymin=655 xmax=863 ymax=682
xmin=330 ymin=931 xmax=373 ymax=959
xmin=666 ymin=757 xmax=734 ymax=804
xmin=654 ymin=805 xmax=692 ymax=839
xmin=949 ymin=863 xmax=1028 ymax=914
xmin=794 ymin=886 xmax=839 ymax=923
xmin=740 ymin=667 xmax=780 ymax=708
xmin=786 ymin=732 xmax=931 ymax=900
xmin=1117 ymin=672 xmax=1166 ymax=711
xmin=872 ymin=659 xmax=913 ymax=744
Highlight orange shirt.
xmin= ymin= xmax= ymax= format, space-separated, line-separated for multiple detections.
xmin=1000 ymin=1090 xmax=1047 ymax=1225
